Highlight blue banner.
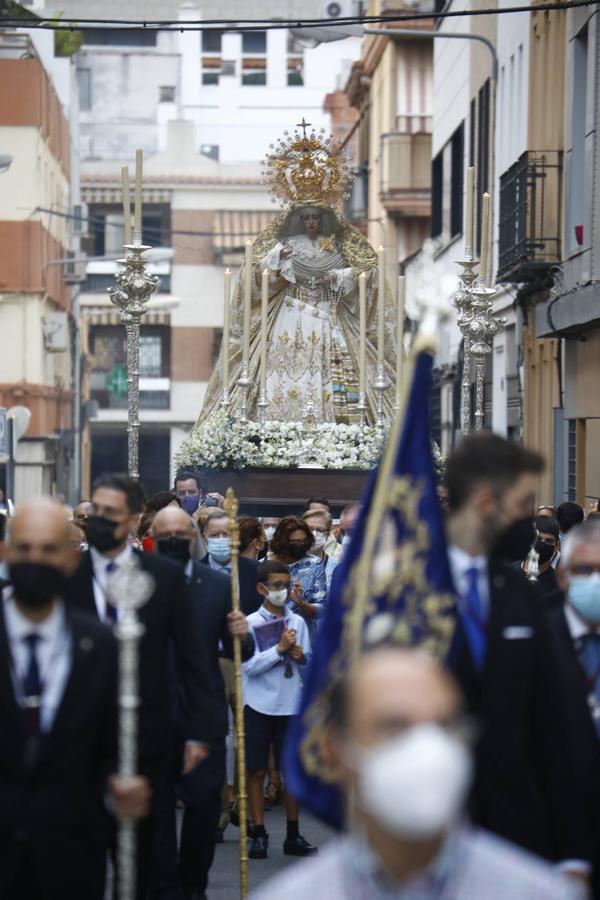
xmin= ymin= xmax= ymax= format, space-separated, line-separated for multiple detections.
xmin=283 ymin=349 xmax=458 ymax=828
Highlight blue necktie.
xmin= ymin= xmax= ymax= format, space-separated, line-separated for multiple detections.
xmin=22 ymin=633 xmax=42 ymax=737
xmin=105 ymin=561 xmax=118 ymax=623
xmin=579 ymin=633 xmax=600 ymax=737
xmin=462 ymin=566 xmax=487 ymax=671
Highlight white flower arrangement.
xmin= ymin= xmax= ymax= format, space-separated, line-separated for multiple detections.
xmin=174 ymin=409 xmax=385 ymax=472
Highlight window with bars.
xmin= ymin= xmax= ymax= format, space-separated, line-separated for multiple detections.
xmin=90 ymin=326 xmax=170 ymax=409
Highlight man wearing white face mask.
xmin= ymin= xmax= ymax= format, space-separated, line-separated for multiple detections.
xmin=303 ymin=509 xmax=340 ymax=592
xmin=262 ymin=517 xmax=281 ymax=548
xmin=251 ymin=648 xmax=583 ymax=900
xmin=199 ymin=509 xmax=261 ymax=615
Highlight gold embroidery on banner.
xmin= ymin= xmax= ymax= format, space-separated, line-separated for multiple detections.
xmin=298 ymin=374 xmax=456 ymax=783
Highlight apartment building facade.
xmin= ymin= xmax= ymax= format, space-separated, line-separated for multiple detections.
xmin=0 ymin=28 xmax=76 ymax=499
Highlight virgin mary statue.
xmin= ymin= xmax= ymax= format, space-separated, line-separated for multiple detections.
xmin=200 ymin=124 xmax=396 ymax=425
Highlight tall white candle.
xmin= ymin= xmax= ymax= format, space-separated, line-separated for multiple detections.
xmin=222 ymin=268 xmax=231 ymax=391
xmin=260 ymin=269 xmax=269 ymax=394
xmin=134 ymin=148 xmax=143 ymax=239
xmin=396 ymin=275 xmax=406 ymax=398
xmin=480 ymin=193 xmax=491 ymax=285
xmin=358 ymin=272 xmax=367 ymax=395
xmin=242 ymin=241 xmax=253 ymax=366
xmin=465 ymin=166 xmax=474 ymax=257
xmin=377 ymin=246 xmax=385 ymax=366
xmin=120 ymin=166 xmax=132 ymax=246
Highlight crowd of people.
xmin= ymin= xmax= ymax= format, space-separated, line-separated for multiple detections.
xmin=1 ymin=433 xmax=600 ymax=899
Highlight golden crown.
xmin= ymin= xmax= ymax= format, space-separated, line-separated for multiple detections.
xmin=263 ymin=119 xmax=354 ymax=208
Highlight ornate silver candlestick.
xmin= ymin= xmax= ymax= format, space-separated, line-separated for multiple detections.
xmin=452 ymin=259 xmax=479 ymax=434
xmin=108 ymin=234 xmax=159 ymax=479
xmin=373 ymin=364 xmax=388 ymax=429
xmin=461 ymin=282 xmax=507 ymax=432
xmin=108 ymin=555 xmax=155 ymax=900
xmin=356 ymin=390 xmax=368 ymax=427
xmin=257 ymin=390 xmax=269 ymax=428
xmin=220 ymin=387 xmax=231 ymax=411
xmin=236 ymin=363 xmax=251 ymax=422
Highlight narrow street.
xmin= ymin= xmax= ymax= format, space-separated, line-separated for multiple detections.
xmin=208 ymin=806 xmax=333 ymax=898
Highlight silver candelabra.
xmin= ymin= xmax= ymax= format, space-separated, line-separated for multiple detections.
xmin=108 ymin=556 xmax=155 ymax=900
xmin=453 ymin=258 xmax=506 ymax=433
xmin=108 ymin=233 xmax=159 ymax=479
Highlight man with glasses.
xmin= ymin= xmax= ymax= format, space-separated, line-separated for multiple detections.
xmin=65 ymin=473 xmax=212 ymax=899
xmin=252 ymin=648 xmax=580 ymax=900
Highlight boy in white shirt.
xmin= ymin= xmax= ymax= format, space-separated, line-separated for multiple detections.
xmin=243 ymin=560 xmax=317 ymax=860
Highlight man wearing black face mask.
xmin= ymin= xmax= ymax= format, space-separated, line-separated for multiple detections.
xmin=0 ymin=499 xmax=150 ymax=900
xmin=445 ymin=434 xmax=591 ymax=886
xmin=152 ymin=506 xmax=253 ymax=900
xmin=65 ymin=473 xmax=212 ymax=900
xmin=517 ymin=516 xmax=560 ymax=598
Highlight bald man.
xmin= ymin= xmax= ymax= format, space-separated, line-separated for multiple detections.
xmin=152 ymin=506 xmax=253 ymax=900
xmin=0 ymin=500 xmax=149 ymax=900
xmin=254 ymin=648 xmax=583 ymax=900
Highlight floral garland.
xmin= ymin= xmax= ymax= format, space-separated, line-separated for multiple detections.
xmin=175 ymin=410 xmax=386 ymax=472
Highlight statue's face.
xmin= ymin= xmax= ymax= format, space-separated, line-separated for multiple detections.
xmin=301 ymin=211 xmax=321 ymax=239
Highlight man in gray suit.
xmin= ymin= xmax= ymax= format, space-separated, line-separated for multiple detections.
xmin=252 ymin=647 xmax=584 ymax=900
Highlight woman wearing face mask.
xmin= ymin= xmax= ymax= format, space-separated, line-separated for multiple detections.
xmin=302 ymin=508 xmax=340 ymax=592
xmin=269 ymin=517 xmax=327 ymax=633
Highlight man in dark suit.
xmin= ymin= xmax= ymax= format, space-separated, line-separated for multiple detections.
xmin=445 ymin=433 xmax=591 ymax=888
xmin=65 ymin=473 xmax=212 ymax=900
xmin=0 ymin=499 xmax=149 ymax=900
xmin=200 ymin=508 xmax=261 ymax=615
xmin=541 ymin=519 xmax=600 ymax=896
xmin=153 ymin=505 xmax=254 ymax=900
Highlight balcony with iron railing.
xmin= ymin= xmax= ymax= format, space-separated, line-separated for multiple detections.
xmin=380 ymin=131 xmax=432 ymax=217
xmin=498 ymin=151 xmax=562 ymax=283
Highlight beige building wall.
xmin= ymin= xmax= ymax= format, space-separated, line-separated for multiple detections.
xmin=522 ymin=9 xmax=566 ymax=501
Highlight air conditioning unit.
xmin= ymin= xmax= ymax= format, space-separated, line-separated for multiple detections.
xmin=71 ymin=202 xmax=88 ymax=237
xmin=322 ymin=0 xmax=360 ymax=17
xmin=63 ymin=252 xmax=85 ymax=284
xmin=201 ymin=144 xmax=220 ymax=161
xmin=221 ymin=60 xmax=236 ymax=76
xmin=43 ymin=312 xmax=69 ymax=352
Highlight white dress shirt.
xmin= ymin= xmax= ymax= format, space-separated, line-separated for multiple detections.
xmin=3 ymin=592 xmax=72 ymax=733
xmin=243 ymin=605 xmax=311 ymax=716
xmin=448 ymin=545 xmax=490 ymax=615
xmin=90 ymin=543 xmax=133 ymax=621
